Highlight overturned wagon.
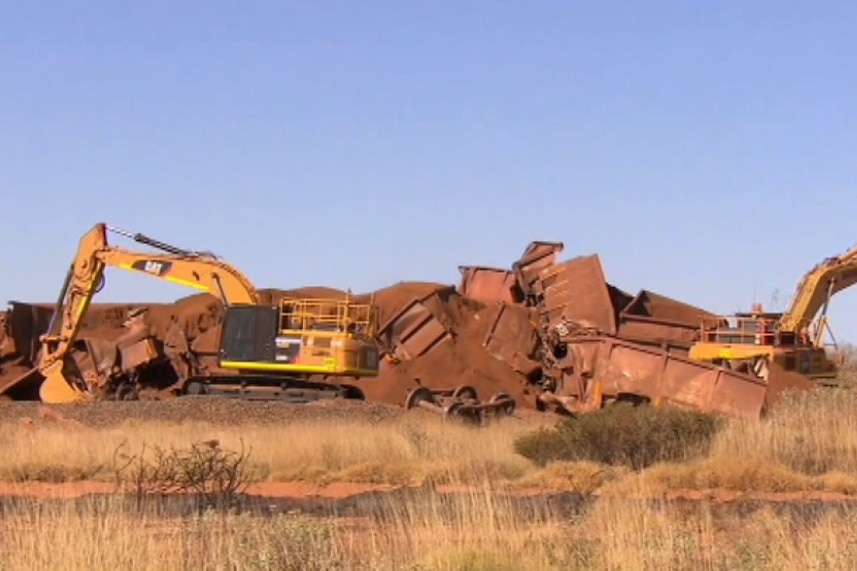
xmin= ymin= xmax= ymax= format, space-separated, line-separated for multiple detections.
xmin=534 ymin=335 xmax=813 ymax=420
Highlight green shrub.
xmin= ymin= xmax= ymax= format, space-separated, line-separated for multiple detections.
xmin=514 ymin=403 xmax=723 ymax=470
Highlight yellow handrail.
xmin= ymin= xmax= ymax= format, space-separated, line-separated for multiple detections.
xmin=278 ymin=297 xmax=377 ymax=336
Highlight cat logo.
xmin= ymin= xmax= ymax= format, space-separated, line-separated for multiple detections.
xmin=131 ymin=259 xmax=172 ymax=276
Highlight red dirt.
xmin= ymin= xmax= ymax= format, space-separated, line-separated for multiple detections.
xmin=0 ymin=480 xmax=852 ymax=505
xmin=0 ymin=481 xmax=116 ymax=499
xmin=0 ymin=481 xmax=399 ymax=500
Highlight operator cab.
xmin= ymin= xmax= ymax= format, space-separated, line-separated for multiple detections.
xmin=218 ymin=297 xmax=380 ymax=377
xmin=699 ymin=303 xmax=809 ymax=347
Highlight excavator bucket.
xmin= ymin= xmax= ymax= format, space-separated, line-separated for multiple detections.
xmin=0 ymin=346 xmax=99 ymax=403
xmin=42 ymin=337 xmax=120 ymax=403
xmin=39 ymin=360 xmax=88 ymax=403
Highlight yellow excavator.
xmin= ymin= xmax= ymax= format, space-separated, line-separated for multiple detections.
xmin=688 ymin=243 xmax=857 ymax=383
xmin=1 ymin=222 xmax=380 ymax=403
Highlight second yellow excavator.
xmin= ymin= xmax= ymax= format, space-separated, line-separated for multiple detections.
xmin=1 ymin=222 xmax=381 ymax=403
xmin=688 ymin=243 xmax=857 ymax=383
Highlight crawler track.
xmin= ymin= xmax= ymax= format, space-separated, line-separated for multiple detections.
xmin=178 ymin=374 xmax=366 ymax=403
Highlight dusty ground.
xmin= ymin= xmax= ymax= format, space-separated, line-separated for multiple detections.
xmin=0 ymin=397 xmax=407 ymax=428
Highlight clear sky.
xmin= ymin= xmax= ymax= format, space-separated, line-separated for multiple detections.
xmin=2 ymin=1 xmax=855 ymax=344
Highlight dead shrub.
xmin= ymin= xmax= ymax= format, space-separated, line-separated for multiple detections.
xmin=111 ymin=438 xmax=251 ymax=509
xmin=514 ymin=403 xmax=722 ymax=470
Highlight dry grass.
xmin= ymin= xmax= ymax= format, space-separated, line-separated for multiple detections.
xmin=3 ymin=379 xmax=857 ymax=497
xmin=1 ymin=350 xmax=856 ymax=569
xmin=713 ymin=389 xmax=857 ymax=475
xmin=584 ymin=495 xmax=857 ymax=570
xmin=589 ymin=388 xmax=857 ymax=496
xmin=0 ymin=413 xmax=536 ymax=486
xmin=2 ymin=486 xmax=857 ymax=570
xmin=613 ymin=358 xmax=857 ymax=496
xmin=832 ymin=344 xmax=857 ymax=388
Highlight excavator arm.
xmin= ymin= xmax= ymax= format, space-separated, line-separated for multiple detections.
xmin=779 ymin=244 xmax=857 ymax=339
xmin=12 ymin=222 xmax=261 ymax=402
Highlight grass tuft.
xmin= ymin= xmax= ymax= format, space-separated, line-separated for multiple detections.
xmin=513 ymin=403 xmax=722 ymax=469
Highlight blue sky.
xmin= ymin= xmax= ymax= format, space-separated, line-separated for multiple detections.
xmin=2 ymin=1 xmax=855 ymax=344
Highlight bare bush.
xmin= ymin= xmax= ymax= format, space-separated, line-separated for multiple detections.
xmin=111 ymin=438 xmax=251 ymax=509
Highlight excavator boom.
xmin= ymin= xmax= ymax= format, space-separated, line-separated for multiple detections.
xmin=102 ymin=224 xmax=259 ymax=305
xmin=3 ymin=222 xmax=379 ymax=403
xmin=779 ymin=244 xmax=857 ymax=335
xmin=688 ymin=242 xmax=857 ymax=383
xmin=32 ymin=223 xmax=264 ymax=402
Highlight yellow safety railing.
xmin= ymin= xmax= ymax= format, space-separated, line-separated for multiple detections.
xmin=698 ymin=316 xmax=804 ymax=346
xmin=278 ymin=296 xmax=378 ymax=336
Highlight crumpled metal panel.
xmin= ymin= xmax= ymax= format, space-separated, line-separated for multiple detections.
xmin=376 ymin=296 xmax=451 ymax=361
xmin=607 ymin=284 xmax=635 ymax=317
xmin=513 ymin=241 xmax=564 ymax=297
xmin=119 ymin=338 xmax=161 ymax=371
xmin=616 ymin=314 xmax=700 ymax=346
xmin=482 ymin=302 xmax=540 ymax=376
xmin=77 ymin=337 xmax=119 ymax=380
xmin=458 ymin=266 xmax=519 ymax=303
xmin=764 ymin=359 xmax=816 ymax=407
xmin=622 ymin=289 xmax=717 ymax=324
xmin=536 ymin=254 xmax=617 ymax=336
xmin=3 ymin=302 xmax=56 ymax=365
xmin=550 ymin=336 xmax=802 ymax=419
xmin=617 ymin=289 xmax=723 ymax=345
